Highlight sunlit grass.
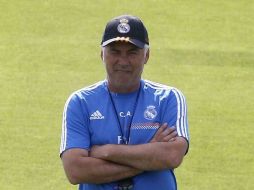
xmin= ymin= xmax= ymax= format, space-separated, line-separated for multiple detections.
xmin=0 ymin=1 xmax=253 ymax=189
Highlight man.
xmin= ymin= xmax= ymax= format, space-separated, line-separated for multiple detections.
xmin=60 ymin=15 xmax=189 ymax=190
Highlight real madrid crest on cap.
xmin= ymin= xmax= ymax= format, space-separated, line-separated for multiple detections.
xmin=101 ymin=15 xmax=149 ymax=48
xmin=117 ymin=18 xmax=130 ymax=33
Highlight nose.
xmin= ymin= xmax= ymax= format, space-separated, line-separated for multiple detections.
xmin=117 ymin=53 xmax=130 ymax=66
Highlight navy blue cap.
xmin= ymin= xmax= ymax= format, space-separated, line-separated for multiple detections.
xmin=101 ymin=15 xmax=149 ymax=48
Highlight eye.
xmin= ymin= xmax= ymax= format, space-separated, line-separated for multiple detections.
xmin=110 ymin=49 xmax=120 ymax=55
xmin=128 ymin=50 xmax=138 ymax=55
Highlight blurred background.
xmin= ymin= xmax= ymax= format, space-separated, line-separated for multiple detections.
xmin=0 ymin=0 xmax=253 ymax=189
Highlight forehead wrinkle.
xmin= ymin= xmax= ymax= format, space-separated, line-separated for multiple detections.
xmin=102 ymin=43 xmax=149 ymax=57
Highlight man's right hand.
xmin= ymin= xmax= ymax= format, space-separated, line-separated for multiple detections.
xmin=150 ymin=123 xmax=178 ymax=143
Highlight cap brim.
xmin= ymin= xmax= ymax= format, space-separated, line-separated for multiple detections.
xmin=101 ymin=37 xmax=148 ymax=48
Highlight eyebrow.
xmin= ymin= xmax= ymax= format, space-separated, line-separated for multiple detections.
xmin=128 ymin=46 xmax=140 ymax=51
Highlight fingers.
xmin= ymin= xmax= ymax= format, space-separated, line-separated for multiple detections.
xmin=162 ymin=129 xmax=178 ymax=142
xmin=150 ymin=123 xmax=167 ymax=142
xmin=152 ymin=123 xmax=167 ymax=139
xmin=161 ymin=126 xmax=175 ymax=136
xmin=150 ymin=123 xmax=178 ymax=143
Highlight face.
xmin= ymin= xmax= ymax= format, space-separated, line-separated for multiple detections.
xmin=101 ymin=42 xmax=149 ymax=93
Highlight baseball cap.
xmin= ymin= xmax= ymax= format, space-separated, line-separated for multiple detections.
xmin=101 ymin=15 xmax=149 ymax=48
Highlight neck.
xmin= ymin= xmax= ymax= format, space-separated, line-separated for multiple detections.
xmin=107 ymin=81 xmax=141 ymax=93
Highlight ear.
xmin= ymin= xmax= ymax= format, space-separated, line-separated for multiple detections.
xmin=144 ymin=48 xmax=150 ymax=64
xmin=100 ymin=49 xmax=104 ymax=61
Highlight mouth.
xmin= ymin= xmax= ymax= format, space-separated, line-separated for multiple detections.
xmin=115 ymin=69 xmax=131 ymax=73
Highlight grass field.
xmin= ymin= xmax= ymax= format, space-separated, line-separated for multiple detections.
xmin=0 ymin=0 xmax=253 ymax=189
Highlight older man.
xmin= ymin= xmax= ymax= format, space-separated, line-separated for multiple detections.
xmin=60 ymin=14 xmax=189 ymax=190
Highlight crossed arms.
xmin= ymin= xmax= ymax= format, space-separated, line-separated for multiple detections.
xmin=61 ymin=123 xmax=188 ymax=185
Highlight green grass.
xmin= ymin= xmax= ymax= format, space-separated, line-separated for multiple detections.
xmin=0 ymin=0 xmax=253 ymax=189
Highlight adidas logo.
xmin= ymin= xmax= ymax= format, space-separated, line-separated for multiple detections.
xmin=90 ymin=110 xmax=105 ymax=120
